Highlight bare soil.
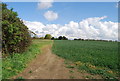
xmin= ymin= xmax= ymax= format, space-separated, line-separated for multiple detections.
xmin=13 ymin=45 xmax=101 ymax=79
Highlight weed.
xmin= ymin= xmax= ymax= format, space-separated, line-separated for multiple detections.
xmin=29 ymin=71 xmax=32 ymax=73
xmin=69 ymin=70 xmax=74 ymax=73
xmin=84 ymin=75 xmax=93 ymax=79
xmin=66 ymin=65 xmax=74 ymax=69
xmin=16 ymin=76 xmax=24 ymax=80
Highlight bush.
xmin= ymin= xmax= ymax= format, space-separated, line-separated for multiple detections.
xmin=2 ymin=3 xmax=31 ymax=55
xmin=58 ymin=36 xmax=68 ymax=40
xmin=44 ymin=34 xmax=52 ymax=39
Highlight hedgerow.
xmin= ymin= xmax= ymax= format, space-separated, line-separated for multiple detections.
xmin=2 ymin=3 xmax=31 ymax=55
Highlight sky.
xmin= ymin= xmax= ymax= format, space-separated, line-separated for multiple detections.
xmin=3 ymin=0 xmax=119 ymax=2
xmin=5 ymin=1 xmax=118 ymax=40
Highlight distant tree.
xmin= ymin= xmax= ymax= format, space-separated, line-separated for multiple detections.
xmin=115 ymin=40 xmax=117 ymax=42
xmin=54 ymin=38 xmax=58 ymax=40
xmin=44 ymin=34 xmax=52 ymax=39
xmin=51 ymin=37 xmax=54 ymax=40
xmin=74 ymin=39 xmax=78 ymax=40
xmin=58 ymin=36 xmax=68 ymax=40
xmin=63 ymin=36 xmax=68 ymax=40
xmin=39 ymin=37 xmax=44 ymax=39
xmin=58 ymin=36 xmax=63 ymax=40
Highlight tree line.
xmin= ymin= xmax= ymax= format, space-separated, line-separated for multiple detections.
xmin=32 ymin=34 xmax=68 ymax=40
xmin=51 ymin=36 xmax=68 ymax=40
xmin=74 ymin=38 xmax=118 ymax=42
xmin=32 ymin=34 xmax=117 ymax=42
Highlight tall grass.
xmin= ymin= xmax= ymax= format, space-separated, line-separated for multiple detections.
xmin=2 ymin=39 xmax=52 ymax=79
xmin=52 ymin=40 xmax=119 ymax=79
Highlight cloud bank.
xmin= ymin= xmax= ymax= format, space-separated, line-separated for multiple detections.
xmin=23 ymin=16 xmax=118 ymax=40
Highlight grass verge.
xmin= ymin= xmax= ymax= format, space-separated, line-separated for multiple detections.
xmin=2 ymin=39 xmax=52 ymax=79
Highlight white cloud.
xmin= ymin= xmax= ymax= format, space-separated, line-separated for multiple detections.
xmin=23 ymin=16 xmax=118 ymax=40
xmin=116 ymin=3 xmax=120 ymax=8
xmin=44 ymin=11 xmax=58 ymax=21
xmin=39 ymin=0 xmax=53 ymax=2
xmin=38 ymin=0 xmax=53 ymax=9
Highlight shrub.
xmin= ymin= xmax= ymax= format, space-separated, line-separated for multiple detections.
xmin=44 ymin=34 xmax=52 ymax=39
xmin=2 ymin=3 xmax=31 ymax=55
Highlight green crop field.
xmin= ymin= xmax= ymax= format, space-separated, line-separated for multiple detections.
xmin=52 ymin=40 xmax=119 ymax=79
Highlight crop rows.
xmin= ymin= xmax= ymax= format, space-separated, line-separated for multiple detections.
xmin=52 ymin=40 xmax=119 ymax=79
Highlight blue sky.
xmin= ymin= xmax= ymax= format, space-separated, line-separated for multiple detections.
xmin=4 ymin=2 xmax=118 ymax=40
xmin=6 ymin=2 xmax=118 ymax=25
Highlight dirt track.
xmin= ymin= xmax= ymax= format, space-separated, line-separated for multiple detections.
xmin=13 ymin=45 xmax=100 ymax=79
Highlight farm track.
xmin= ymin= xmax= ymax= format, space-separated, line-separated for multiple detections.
xmin=13 ymin=45 xmax=100 ymax=79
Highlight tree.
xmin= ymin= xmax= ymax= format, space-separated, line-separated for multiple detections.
xmin=2 ymin=3 xmax=31 ymax=54
xmin=44 ymin=34 xmax=52 ymax=39
xmin=63 ymin=36 xmax=68 ymax=40
xmin=58 ymin=36 xmax=63 ymax=40
xmin=51 ymin=37 xmax=54 ymax=40
xmin=39 ymin=37 xmax=44 ymax=39
xmin=74 ymin=39 xmax=77 ymax=40
xmin=58 ymin=36 xmax=68 ymax=40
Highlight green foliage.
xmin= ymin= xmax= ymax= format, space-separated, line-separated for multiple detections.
xmin=66 ymin=65 xmax=75 ymax=68
xmin=44 ymin=34 xmax=52 ymax=39
xmin=52 ymin=40 xmax=119 ymax=79
xmin=51 ymin=37 xmax=54 ymax=40
xmin=51 ymin=36 xmax=68 ymax=40
xmin=2 ymin=3 xmax=31 ymax=55
xmin=2 ymin=39 xmax=52 ymax=79
xmin=39 ymin=37 xmax=44 ymax=39
xmin=29 ymin=70 xmax=32 ymax=73
xmin=69 ymin=70 xmax=74 ymax=73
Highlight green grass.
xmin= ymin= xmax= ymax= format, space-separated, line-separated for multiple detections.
xmin=52 ymin=40 xmax=119 ymax=79
xmin=66 ymin=65 xmax=75 ymax=69
xmin=2 ymin=39 xmax=52 ymax=79
xmin=69 ymin=70 xmax=74 ymax=73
